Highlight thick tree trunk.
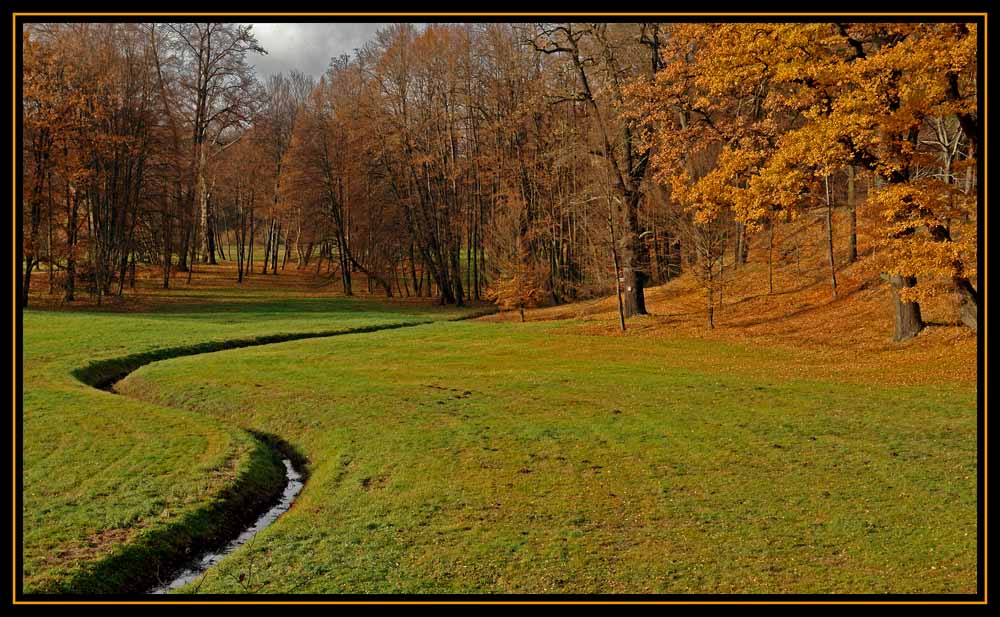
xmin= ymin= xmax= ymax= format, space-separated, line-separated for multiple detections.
xmin=954 ymin=278 xmax=978 ymax=332
xmin=47 ymin=177 xmax=55 ymax=295
xmin=622 ymin=267 xmax=647 ymax=317
xmin=338 ymin=237 xmax=353 ymax=295
xmin=888 ymin=274 xmax=924 ymax=342
xmin=214 ymin=218 xmax=226 ymax=261
xmin=450 ymin=245 xmax=464 ymax=307
xmin=409 ymin=243 xmax=420 ymax=295
xmin=281 ymin=226 xmax=292 ymax=271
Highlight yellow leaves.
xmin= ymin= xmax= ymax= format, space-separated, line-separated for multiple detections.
xmin=635 ymin=21 xmax=978 ymax=318
xmin=486 ymin=261 xmax=547 ymax=314
xmin=867 ymin=177 xmax=978 ymax=289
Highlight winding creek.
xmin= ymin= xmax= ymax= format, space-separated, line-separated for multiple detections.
xmin=67 ymin=310 xmax=496 ymax=595
xmin=149 ymin=458 xmax=305 ymax=594
xmin=78 ymin=327 xmax=415 ymax=595
xmin=102 ymin=364 xmax=310 ymax=595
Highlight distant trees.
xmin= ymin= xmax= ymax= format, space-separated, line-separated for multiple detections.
xmin=20 ymin=22 xmax=269 ymax=303
xmin=21 ymin=21 xmax=979 ymax=342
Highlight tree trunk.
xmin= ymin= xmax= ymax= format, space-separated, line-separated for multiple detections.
xmin=281 ymin=224 xmax=292 ymax=271
xmin=186 ymin=225 xmax=196 ymax=284
xmin=198 ymin=141 xmax=213 ymax=263
xmin=22 ymin=259 xmax=35 ymax=308
xmin=161 ymin=201 xmax=171 ymax=290
xmin=608 ymin=211 xmax=627 ymax=332
xmin=247 ymin=213 xmax=254 ymax=280
xmin=409 ymin=243 xmax=420 ymax=296
xmin=825 ymin=175 xmax=838 ymax=298
xmin=236 ymin=209 xmax=245 ymax=283
xmin=889 ymin=274 xmax=924 ymax=342
xmin=847 ymin=165 xmax=858 ymax=264
xmin=205 ymin=207 xmax=217 ymax=265
xmin=214 ymin=217 xmax=226 ymax=261
xmin=706 ymin=286 xmax=714 ymax=329
xmin=47 ymin=175 xmax=55 ymax=295
xmin=620 ymin=191 xmax=648 ymax=317
xmin=734 ymin=221 xmax=748 ymax=267
xmin=271 ymin=221 xmax=280 ymax=274
xmin=261 ymin=219 xmax=273 ymax=274
xmin=954 ymin=278 xmax=978 ymax=332
xmin=767 ymin=221 xmax=774 ymax=295
xmin=926 ymin=224 xmax=978 ymax=333
xmin=177 ymin=217 xmax=190 ymax=273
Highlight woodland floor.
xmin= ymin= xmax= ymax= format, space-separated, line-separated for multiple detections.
xmin=19 ymin=217 xmax=979 ymax=595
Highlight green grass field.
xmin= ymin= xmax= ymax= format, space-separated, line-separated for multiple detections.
xmin=21 ymin=295 xmax=474 ymax=593
xmin=21 ymin=291 xmax=977 ymax=595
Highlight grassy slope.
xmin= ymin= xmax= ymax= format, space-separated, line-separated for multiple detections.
xmin=485 ymin=206 xmax=977 ymax=388
xmin=22 ymin=285 xmax=476 ymax=593
xmin=118 ymin=320 xmax=976 ymax=594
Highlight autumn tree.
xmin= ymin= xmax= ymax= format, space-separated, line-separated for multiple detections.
xmin=22 ymin=28 xmax=65 ymax=306
xmin=631 ymin=22 xmax=978 ymax=340
xmin=529 ymin=23 xmax=666 ymax=318
xmin=22 ymin=23 xmax=163 ymax=305
xmin=486 ymin=259 xmax=547 ymax=322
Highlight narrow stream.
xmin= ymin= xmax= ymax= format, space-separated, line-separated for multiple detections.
xmin=75 ymin=317 xmax=493 ymax=595
xmin=149 ymin=458 xmax=304 ymax=594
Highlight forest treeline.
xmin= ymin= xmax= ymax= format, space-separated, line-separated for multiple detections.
xmin=21 ymin=22 xmax=978 ymax=340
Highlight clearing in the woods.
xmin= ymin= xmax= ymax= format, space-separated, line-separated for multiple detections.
xmin=20 ymin=252 xmax=977 ymax=595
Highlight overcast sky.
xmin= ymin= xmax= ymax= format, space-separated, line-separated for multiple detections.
xmin=246 ymin=23 xmax=392 ymax=79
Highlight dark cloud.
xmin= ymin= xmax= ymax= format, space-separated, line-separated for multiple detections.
xmin=246 ymin=23 xmax=391 ymax=78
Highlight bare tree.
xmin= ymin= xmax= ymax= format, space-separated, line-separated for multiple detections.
xmin=161 ymin=23 xmax=266 ymax=266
